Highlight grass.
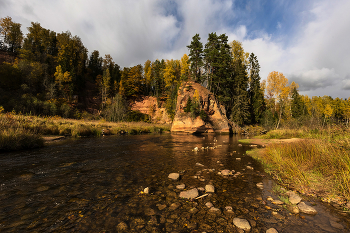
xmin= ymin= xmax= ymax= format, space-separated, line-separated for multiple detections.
xmin=0 ymin=112 xmax=171 ymax=152
xmin=248 ymin=126 xmax=350 ymax=203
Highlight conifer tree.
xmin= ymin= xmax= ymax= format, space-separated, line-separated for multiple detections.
xmin=248 ymin=53 xmax=265 ymax=124
xmin=187 ymin=34 xmax=203 ymax=83
xmin=291 ymin=87 xmax=305 ymax=118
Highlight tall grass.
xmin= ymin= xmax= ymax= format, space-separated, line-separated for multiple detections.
xmin=250 ymin=139 xmax=350 ymax=201
xmin=0 ymin=112 xmax=171 ymax=151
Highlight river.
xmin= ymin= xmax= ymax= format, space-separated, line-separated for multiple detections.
xmin=0 ymin=134 xmax=349 ymax=232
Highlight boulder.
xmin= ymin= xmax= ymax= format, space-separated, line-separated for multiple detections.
xmin=297 ymin=202 xmax=317 ymax=215
xmin=171 ymin=81 xmax=234 ymax=134
xmin=286 ymin=191 xmax=302 ymax=205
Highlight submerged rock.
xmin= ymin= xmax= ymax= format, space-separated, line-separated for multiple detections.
xmin=205 ymin=202 xmax=214 ymax=208
xmin=168 ymin=173 xmax=180 ymax=180
xmin=256 ymin=182 xmax=264 ymax=189
xmin=117 ymin=221 xmax=128 ymax=231
xmin=176 ymin=184 xmax=185 ymax=190
xmin=179 ymin=188 xmax=199 ymax=199
xmin=205 ymin=184 xmax=215 ymax=193
xmin=297 ymin=202 xmax=317 ymax=215
xmin=221 ymin=169 xmax=231 ymax=176
xmin=233 ymin=218 xmax=251 ymax=231
xmin=266 ymin=228 xmax=278 ymax=233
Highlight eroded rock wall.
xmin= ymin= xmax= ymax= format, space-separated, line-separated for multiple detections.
xmin=130 ymin=96 xmax=172 ymax=124
xmin=171 ymin=81 xmax=231 ymax=133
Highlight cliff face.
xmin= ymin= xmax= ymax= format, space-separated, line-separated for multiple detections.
xmin=171 ymin=81 xmax=231 ymax=134
xmin=131 ymin=96 xmax=172 ymax=124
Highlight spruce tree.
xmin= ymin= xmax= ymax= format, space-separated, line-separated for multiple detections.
xmin=187 ymin=34 xmax=203 ymax=83
xmin=231 ymin=59 xmax=250 ymax=125
xmin=291 ymin=87 xmax=304 ymax=118
xmin=248 ymin=53 xmax=266 ymax=124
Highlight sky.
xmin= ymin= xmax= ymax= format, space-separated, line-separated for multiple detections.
xmin=1 ymin=0 xmax=350 ymax=98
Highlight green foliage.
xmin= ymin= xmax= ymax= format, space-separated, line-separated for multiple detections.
xmin=126 ymin=111 xmax=151 ymax=123
xmin=187 ymin=34 xmax=204 ymax=82
xmin=184 ymin=97 xmax=192 ymax=113
xmin=291 ymin=87 xmax=305 ymax=119
xmin=248 ymin=53 xmax=266 ymax=124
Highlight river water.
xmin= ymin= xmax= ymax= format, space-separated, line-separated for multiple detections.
xmin=0 ymin=134 xmax=349 ymax=232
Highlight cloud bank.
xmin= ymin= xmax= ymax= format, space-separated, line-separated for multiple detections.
xmin=1 ymin=0 xmax=349 ymax=98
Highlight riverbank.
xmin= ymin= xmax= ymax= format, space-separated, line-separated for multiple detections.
xmin=239 ymin=127 xmax=350 ymax=213
xmin=0 ymin=112 xmax=171 ymax=152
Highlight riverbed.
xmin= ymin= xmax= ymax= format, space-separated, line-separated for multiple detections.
xmin=0 ymin=134 xmax=349 ymax=232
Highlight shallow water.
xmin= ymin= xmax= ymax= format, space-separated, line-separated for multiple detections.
xmin=0 ymin=134 xmax=349 ymax=232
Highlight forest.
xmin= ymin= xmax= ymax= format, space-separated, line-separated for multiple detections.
xmin=1 ymin=16 xmax=350 ymax=129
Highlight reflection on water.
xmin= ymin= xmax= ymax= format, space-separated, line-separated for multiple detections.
xmin=0 ymin=134 xmax=349 ymax=232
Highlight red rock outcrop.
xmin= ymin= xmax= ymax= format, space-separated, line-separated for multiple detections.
xmin=171 ymin=81 xmax=232 ymax=133
xmin=130 ymin=96 xmax=172 ymax=124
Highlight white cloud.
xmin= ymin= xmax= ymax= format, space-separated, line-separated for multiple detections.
xmin=1 ymin=0 xmax=350 ymax=98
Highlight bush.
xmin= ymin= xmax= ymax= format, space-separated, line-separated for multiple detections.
xmin=126 ymin=111 xmax=151 ymax=122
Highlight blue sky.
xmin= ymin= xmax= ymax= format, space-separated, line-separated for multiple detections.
xmin=1 ymin=0 xmax=350 ymax=98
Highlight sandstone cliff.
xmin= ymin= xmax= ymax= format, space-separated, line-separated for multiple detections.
xmin=171 ymin=81 xmax=233 ymax=134
xmin=130 ymin=96 xmax=172 ymax=124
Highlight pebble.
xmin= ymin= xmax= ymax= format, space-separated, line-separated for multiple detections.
xmin=256 ymin=182 xmax=264 ymax=189
xmin=189 ymin=207 xmax=199 ymax=214
xmin=205 ymin=184 xmax=215 ymax=193
xmin=246 ymin=166 xmax=254 ymax=170
xmin=179 ymin=188 xmax=199 ymax=199
xmin=196 ymin=162 xmax=205 ymax=167
xmin=272 ymin=200 xmax=284 ymax=205
xmin=287 ymin=205 xmax=299 ymax=214
xmin=209 ymin=207 xmax=221 ymax=214
xmin=221 ymin=169 xmax=231 ymax=176
xmin=225 ymin=206 xmax=233 ymax=212
xmin=168 ymin=202 xmax=181 ymax=211
xmin=156 ymin=204 xmax=167 ymax=210
xmin=168 ymin=173 xmax=180 ymax=180
xmin=176 ymin=184 xmax=185 ymax=190
xmin=117 ymin=221 xmax=128 ymax=231
xmin=266 ymin=228 xmax=278 ymax=233
xmin=236 ymin=158 xmax=241 ymax=161
xmin=143 ymin=187 xmax=149 ymax=194
xmin=205 ymin=202 xmax=214 ymax=208
xmin=233 ymin=218 xmax=251 ymax=231
xmin=297 ymin=202 xmax=317 ymax=215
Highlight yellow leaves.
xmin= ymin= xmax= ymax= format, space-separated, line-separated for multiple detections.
xmin=324 ymin=104 xmax=333 ymax=119
xmin=164 ymin=59 xmax=177 ymax=88
xmin=229 ymin=40 xmax=249 ymax=64
xmin=144 ymin=60 xmax=152 ymax=85
xmin=180 ymin=54 xmax=190 ymax=78
xmin=54 ymin=65 xmax=71 ymax=85
xmin=193 ymin=89 xmax=200 ymax=103
xmin=266 ymin=71 xmax=289 ymax=100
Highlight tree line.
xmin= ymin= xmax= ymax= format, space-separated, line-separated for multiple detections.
xmin=1 ymin=16 xmax=349 ymax=128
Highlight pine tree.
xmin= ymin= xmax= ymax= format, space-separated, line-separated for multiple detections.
xmin=187 ymin=34 xmax=203 ymax=83
xmin=248 ymin=53 xmax=266 ymax=124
